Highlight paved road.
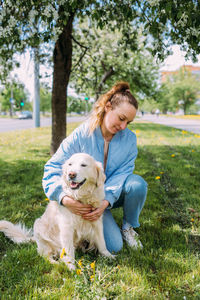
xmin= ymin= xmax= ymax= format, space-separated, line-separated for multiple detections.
xmin=0 ymin=115 xmax=88 ymax=133
xmin=1 ymin=114 xmax=200 ymax=134
xmin=138 ymin=114 xmax=200 ymax=134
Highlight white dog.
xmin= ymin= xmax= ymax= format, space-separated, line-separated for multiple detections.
xmin=0 ymin=153 xmax=114 ymax=270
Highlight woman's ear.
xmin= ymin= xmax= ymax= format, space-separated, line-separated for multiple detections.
xmin=105 ymin=101 xmax=112 ymax=112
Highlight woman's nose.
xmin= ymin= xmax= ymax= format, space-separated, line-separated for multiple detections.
xmin=120 ymin=121 xmax=127 ymax=130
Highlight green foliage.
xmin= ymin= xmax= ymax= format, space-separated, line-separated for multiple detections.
xmin=0 ymin=122 xmax=200 ymax=298
xmin=71 ymin=19 xmax=160 ymax=101
xmin=156 ymin=70 xmax=200 ymax=114
xmin=170 ymin=70 xmax=200 ymax=114
xmin=40 ymin=83 xmax=52 ymax=114
xmin=1 ymin=0 xmax=200 ymax=78
xmin=67 ymin=96 xmax=92 ymax=114
xmin=139 ymin=0 xmax=200 ymax=61
xmin=0 ymin=79 xmax=30 ymax=112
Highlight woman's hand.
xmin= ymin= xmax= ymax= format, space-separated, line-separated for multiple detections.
xmin=82 ymin=200 xmax=109 ymax=221
xmin=61 ymin=195 xmax=93 ymax=216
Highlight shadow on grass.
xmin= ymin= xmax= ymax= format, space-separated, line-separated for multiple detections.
xmin=0 ymin=140 xmax=200 ymax=297
xmin=0 ymin=158 xmax=47 ymax=225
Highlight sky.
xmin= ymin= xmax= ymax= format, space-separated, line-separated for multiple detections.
xmin=11 ymin=45 xmax=200 ymax=101
xmin=160 ymin=45 xmax=200 ymax=71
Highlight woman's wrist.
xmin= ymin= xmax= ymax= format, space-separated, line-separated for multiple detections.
xmin=61 ymin=195 xmax=71 ymax=207
xmin=102 ymin=199 xmax=109 ymax=209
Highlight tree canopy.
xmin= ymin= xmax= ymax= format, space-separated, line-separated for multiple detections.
xmin=1 ymin=0 xmax=200 ymax=153
xmin=169 ymin=70 xmax=200 ymax=114
xmin=71 ymin=20 xmax=160 ymax=101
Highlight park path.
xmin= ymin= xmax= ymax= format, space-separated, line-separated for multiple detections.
xmin=1 ymin=114 xmax=200 ymax=134
xmin=0 ymin=115 xmax=88 ymax=132
xmin=138 ymin=114 xmax=200 ymax=134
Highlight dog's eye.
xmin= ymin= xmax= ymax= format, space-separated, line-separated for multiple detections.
xmin=81 ymin=164 xmax=87 ymax=167
xmin=68 ymin=163 xmax=72 ymax=166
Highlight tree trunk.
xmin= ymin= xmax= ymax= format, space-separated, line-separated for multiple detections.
xmin=95 ymin=66 xmax=114 ymax=101
xmin=51 ymin=15 xmax=74 ymax=155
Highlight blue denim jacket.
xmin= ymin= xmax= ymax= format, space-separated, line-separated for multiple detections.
xmin=42 ymin=121 xmax=138 ymax=207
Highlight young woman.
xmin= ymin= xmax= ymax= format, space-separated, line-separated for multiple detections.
xmin=42 ymin=82 xmax=147 ymax=253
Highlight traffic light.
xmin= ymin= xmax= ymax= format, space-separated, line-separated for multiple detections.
xmin=20 ymin=100 xmax=24 ymax=107
xmin=84 ymin=97 xmax=89 ymax=101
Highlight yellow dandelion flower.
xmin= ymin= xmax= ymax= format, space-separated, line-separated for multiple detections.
xmin=192 ymin=150 xmax=195 ymax=152
xmin=60 ymin=248 xmax=66 ymax=259
xmin=191 ymin=218 xmax=194 ymax=222
xmin=90 ymin=275 xmax=95 ymax=281
xmin=155 ymin=176 xmax=160 ymax=180
xmin=90 ymin=261 xmax=95 ymax=269
xmin=76 ymin=269 xmax=82 ymax=275
xmin=78 ymin=259 xmax=83 ymax=268
xmin=171 ymin=154 xmax=175 ymax=157
xmin=182 ymin=130 xmax=187 ymax=135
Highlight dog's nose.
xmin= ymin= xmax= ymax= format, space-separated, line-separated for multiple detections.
xmin=69 ymin=172 xmax=77 ymax=179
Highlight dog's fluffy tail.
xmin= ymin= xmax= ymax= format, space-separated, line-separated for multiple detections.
xmin=0 ymin=220 xmax=34 ymax=244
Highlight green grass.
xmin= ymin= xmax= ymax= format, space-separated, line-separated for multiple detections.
xmin=0 ymin=121 xmax=200 ymax=299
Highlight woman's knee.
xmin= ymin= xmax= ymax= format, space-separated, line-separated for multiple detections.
xmin=124 ymin=174 xmax=148 ymax=195
xmin=106 ymin=233 xmax=123 ymax=254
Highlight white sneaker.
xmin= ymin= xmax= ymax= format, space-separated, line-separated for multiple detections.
xmin=122 ymin=227 xmax=143 ymax=249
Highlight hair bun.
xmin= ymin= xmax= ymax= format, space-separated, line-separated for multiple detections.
xmin=111 ymin=81 xmax=130 ymax=94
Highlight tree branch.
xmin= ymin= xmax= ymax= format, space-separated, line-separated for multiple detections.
xmin=95 ymin=66 xmax=114 ymax=100
xmin=70 ymin=34 xmax=89 ymax=71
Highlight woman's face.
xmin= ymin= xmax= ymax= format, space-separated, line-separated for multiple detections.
xmin=102 ymin=102 xmax=137 ymax=136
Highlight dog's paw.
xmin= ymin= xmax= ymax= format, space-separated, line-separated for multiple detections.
xmin=101 ymin=250 xmax=116 ymax=259
xmin=107 ymin=253 xmax=116 ymax=259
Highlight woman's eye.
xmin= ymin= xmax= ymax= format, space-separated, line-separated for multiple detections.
xmin=119 ymin=117 xmax=125 ymax=121
xmin=68 ymin=163 xmax=72 ymax=166
xmin=81 ymin=164 xmax=87 ymax=167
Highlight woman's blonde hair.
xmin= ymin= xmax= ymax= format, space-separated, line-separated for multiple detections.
xmin=89 ymin=81 xmax=138 ymax=134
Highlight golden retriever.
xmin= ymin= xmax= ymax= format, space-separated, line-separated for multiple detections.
xmin=0 ymin=153 xmax=114 ymax=270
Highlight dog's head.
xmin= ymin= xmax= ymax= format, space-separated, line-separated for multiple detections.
xmin=62 ymin=153 xmax=106 ymax=190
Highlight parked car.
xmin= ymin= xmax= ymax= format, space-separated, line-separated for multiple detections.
xmin=18 ymin=111 xmax=33 ymax=119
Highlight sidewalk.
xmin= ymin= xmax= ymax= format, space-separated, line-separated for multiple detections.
xmin=138 ymin=114 xmax=200 ymax=134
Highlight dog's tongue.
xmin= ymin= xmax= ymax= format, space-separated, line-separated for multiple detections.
xmin=70 ymin=181 xmax=79 ymax=188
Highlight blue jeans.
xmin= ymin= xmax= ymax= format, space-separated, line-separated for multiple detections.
xmin=103 ymin=174 xmax=148 ymax=253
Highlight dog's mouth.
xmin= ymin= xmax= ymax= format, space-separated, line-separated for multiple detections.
xmin=69 ymin=179 xmax=86 ymax=190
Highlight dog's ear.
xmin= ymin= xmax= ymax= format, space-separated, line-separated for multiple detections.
xmin=62 ymin=161 xmax=68 ymax=181
xmin=95 ymin=161 xmax=106 ymax=187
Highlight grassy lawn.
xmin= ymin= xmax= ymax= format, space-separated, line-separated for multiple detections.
xmin=0 ymin=121 xmax=200 ymax=299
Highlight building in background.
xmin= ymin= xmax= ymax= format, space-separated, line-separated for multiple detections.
xmin=161 ymin=65 xmax=200 ymax=83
